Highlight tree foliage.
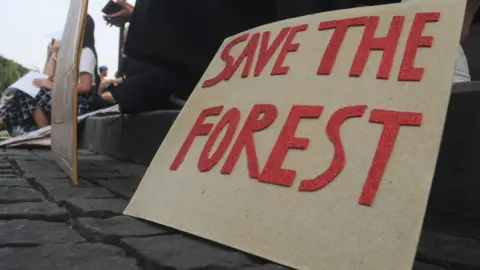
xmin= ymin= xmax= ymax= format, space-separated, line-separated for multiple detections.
xmin=0 ymin=55 xmax=29 ymax=95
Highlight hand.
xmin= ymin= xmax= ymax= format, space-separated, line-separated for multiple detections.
xmin=103 ymin=0 xmax=134 ymax=26
xmin=112 ymin=77 xmax=123 ymax=85
xmin=47 ymin=44 xmax=53 ymax=57
xmin=99 ymin=79 xmax=112 ymax=93
xmin=33 ymin=78 xmax=53 ymax=89
xmin=104 ymin=17 xmax=125 ymax=27
xmin=52 ymin=40 xmax=61 ymax=54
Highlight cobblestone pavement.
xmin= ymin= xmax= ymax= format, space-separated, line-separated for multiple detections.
xmin=0 ymin=148 xmax=477 ymax=269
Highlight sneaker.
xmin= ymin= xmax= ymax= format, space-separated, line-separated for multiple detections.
xmin=0 ymin=130 xmax=11 ymax=140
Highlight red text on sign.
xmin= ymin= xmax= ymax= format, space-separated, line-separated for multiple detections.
xmin=201 ymin=12 xmax=440 ymax=87
xmin=318 ymin=12 xmax=439 ymax=80
xmin=170 ymin=104 xmax=423 ymax=206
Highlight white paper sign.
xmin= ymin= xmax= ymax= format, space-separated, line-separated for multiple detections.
xmin=8 ymin=71 xmax=48 ymax=97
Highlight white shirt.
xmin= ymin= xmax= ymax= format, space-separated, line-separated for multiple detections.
xmin=401 ymin=0 xmax=470 ymax=83
xmin=79 ymin=47 xmax=97 ymax=78
xmin=454 ymin=46 xmax=471 ymax=83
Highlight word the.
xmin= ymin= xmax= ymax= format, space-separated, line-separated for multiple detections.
xmin=202 ymin=12 xmax=440 ymax=88
xmin=170 ymin=104 xmax=423 ymax=206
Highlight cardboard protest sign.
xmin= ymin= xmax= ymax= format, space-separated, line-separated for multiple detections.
xmin=0 ymin=105 xmax=118 ymax=149
xmin=125 ymin=1 xmax=466 ymax=269
xmin=50 ymin=0 xmax=89 ymax=185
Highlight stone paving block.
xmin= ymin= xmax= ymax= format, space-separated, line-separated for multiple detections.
xmin=100 ymin=163 xmax=147 ymax=179
xmin=23 ymin=169 xmax=68 ymax=179
xmin=0 ymin=243 xmax=140 ymax=270
xmin=17 ymin=164 xmax=51 ymax=172
xmin=34 ymin=177 xmax=94 ymax=190
xmin=0 ymin=220 xmax=84 ymax=246
xmin=0 ymin=169 xmax=15 ymax=174
xmin=0 ymin=174 xmax=17 ymax=178
xmin=78 ymin=164 xmax=107 ymax=173
xmin=76 ymin=216 xmax=170 ymax=242
xmin=15 ymin=159 xmax=49 ymax=166
xmin=9 ymin=156 xmax=39 ymax=161
xmin=0 ymin=178 xmax=30 ymax=187
xmin=65 ymin=198 xmax=128 ymax=218
xmin=415 ymin=231 xmax=480 ymax=269
xmin=0 ymin=202 xmax=68 ymax=221
xmin=95 ymin=179 xmax=138 ymax=199
xmin=79 ymin=170 xmax=134 ymax=180
xmin=0 ymin=150 xmax=35 ymax=157
xmin=0 ymin=187 xmax=42 ymax=203
xmin=121 ymin=234 xmax=263 ymax=269
xmin=43 ymin=186 xmax=117 ymax=203
xmin=0 ymin=163 xmax=13 ymax=170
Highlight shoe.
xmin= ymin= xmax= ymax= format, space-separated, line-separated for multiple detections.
xmin=0 ymin=130 xmax=11 ymax=140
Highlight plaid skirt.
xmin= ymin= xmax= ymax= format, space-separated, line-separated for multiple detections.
xmin=0 ymin=90 xmax=37 ymax=127
xmin=36 ymin=88 xmax=91 ymax=116
xmin=0 ymin=88 xmax=91 ymax=127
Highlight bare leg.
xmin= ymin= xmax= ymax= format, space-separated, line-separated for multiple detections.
xmin=0 ymin=119 xmax=4 ymax=129
xmin=101 ymin=92 xmax=116 ymax=103
xmin=33 ymin=107 xmax=49 ymax=128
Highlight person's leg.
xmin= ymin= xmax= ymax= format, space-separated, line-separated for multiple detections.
xmin=108 ymin=66 xmax=181 ymax=114
xmin=33 ymin=107 xmax=49 ymax=128
xmin=0 ymin=91 xmax=33 ymax=131
xmin=101 ymin=92 xmax=115 ymax=103
xmin=124 ymin=0 xmax=277 ymax=103
xmin=33 ymin=88 xmax=52 ymax=128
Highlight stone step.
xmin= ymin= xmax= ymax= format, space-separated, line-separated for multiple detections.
xmin=78 ymin=110 xmax=179 ymax=165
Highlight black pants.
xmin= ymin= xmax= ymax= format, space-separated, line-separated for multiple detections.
xmin=123 ymin=0 xmax=397 ymax=110
xmin=109 ymin=66 xmax=184 ymax=114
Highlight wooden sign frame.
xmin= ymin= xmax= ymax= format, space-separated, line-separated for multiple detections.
xmin=51 ymin=0 xmax=89 ymax=185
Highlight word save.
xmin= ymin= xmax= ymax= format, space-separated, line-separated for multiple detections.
xmin=202 ymin=12 xmax=440 ymax=87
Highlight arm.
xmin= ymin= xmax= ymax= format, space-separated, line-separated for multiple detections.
xmin=98 ymin=77 xmax=123 ymax=93
xmin=43 ymin=54 xmax=58 ymax=80
xmin=77 ymin=72 xmax=93 ymax=93
xmin=44 ymin=41 xmax=61 ymax=80
xmin=111 ymin=77 xmax=123 ymax=85
xmin=77 ymin=48 xmax=97 ymax=93
xmin=43 ymin=44 xmax=52 ymax=74
xmin=104 ymin=0 xmax=134 ymax=26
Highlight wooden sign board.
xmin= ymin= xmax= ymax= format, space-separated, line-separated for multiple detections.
xmin=125 ymin=1 xmax=466 ymax=269
xmin=51 ymin=0 xmax=89 ymax=185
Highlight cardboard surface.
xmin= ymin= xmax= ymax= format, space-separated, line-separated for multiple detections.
xmin=125 ymin=1 xmax=466 ymax=269
xmin=0 ymin=105 xmax=118 ymax=149
xmin=50 ymin=0 xmax=89 ymax=185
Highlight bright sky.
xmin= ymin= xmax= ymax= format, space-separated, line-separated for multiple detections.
xmin=0 ymin=0 xmax=136 ymax=77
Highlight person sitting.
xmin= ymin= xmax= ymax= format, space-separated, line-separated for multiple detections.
xmin=99 ymin=65 xmax=109 ymax=79
xmin=0 ymin=38 xmax=60 ymax=135
xmin=98 ymin=24 xmax=177 ymax=111
xmin=33 ymin=14 xmax=100 ymax=128
xmin=101 ymin=0 xmax=279 ymax=114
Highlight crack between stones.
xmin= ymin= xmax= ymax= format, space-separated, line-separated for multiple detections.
xmin=0 ymin=243 xmax=42 ymax=248
xmin=6 ymin=157 xmax=154 ymax=269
